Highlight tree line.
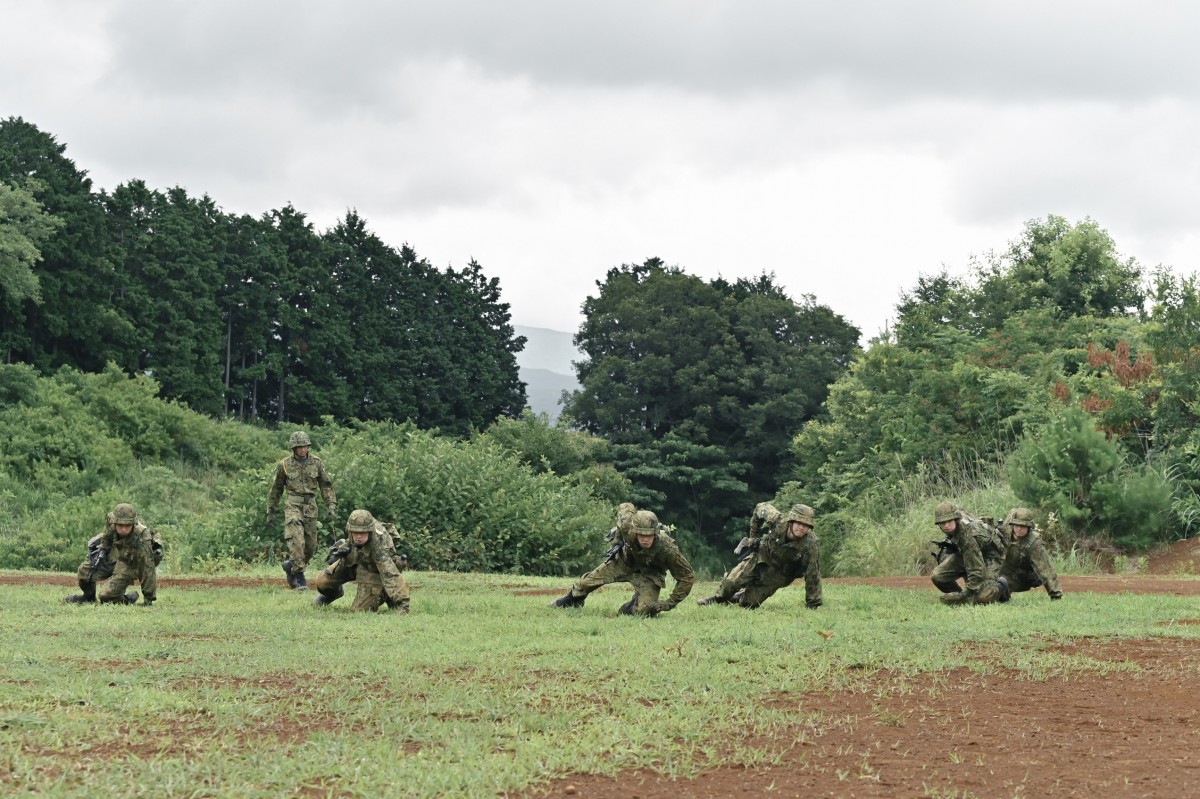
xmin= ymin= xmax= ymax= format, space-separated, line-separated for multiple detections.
xmin=0 ymin=117 xmax=525 ymax=434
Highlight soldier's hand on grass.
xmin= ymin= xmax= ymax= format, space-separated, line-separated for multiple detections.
xmin=650 ymin=601 xmax=674 ymax=614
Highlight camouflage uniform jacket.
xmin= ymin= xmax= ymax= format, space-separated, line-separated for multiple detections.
xmin=947 ymin=516 xmax=1004 ymax=596
xmin=94 ymin=521 xmax=160 ymax=568
xmin=1001 ymin=531 xmax=1063 ymax=598
xmin=336 ymin=524 xmax=407 ymax=598
xmin=267 ymin=454 xmax=335 ymax=511
xmin=621 ymin=535 xmax=695 ymax=609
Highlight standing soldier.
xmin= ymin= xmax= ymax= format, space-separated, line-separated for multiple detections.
xmin=930 ymin=502 xmax=1005 ymax=605
xmin=997 ymin=507 xmax=1063 ymax=601
xmin=697 ymin=502 xmax=822 ymax=610
xmin=64 ymin=503 xmax=162 ymax=605
xmin=550 ymin=509 xmax=694 ymax=616
xmin=266 ymin=430 xmax=336 ymax=590
xmin=312 ymin=509 xmax=410 ymax=613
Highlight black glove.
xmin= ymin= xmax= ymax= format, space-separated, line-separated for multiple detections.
xmin=151 ymin=542 xmax=164 ymax=566
xmin=326 ymin=542 xmax=351 ymax=565
xmin=266 ymin=510 xmax=276 ymax=527
xmin=649 ymin=600 xmax=674 ymax=614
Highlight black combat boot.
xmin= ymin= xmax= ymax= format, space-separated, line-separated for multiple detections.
xmin=996 ymin=576 xmax=1011 ymax=603
xmin=142 ymin=593 xmax=156 ymax=606
xmin=314 ymin=584 xmax=344 ymax=607
xmin=99 ymin=592 xmax=139 ymax=605
xmin=696 ymin=595 xmax=731 ymax=606
xmin=550 ymin=591 xmax=586 ymax=608
xmin=282 ymin=559 xmax=297 ymax=589
xmin=292 ymin=568 xmax=307 ymax=591
xmin=64 ymin=580 xmax=97 ymax=604
xmin=617 ymin=592 xmax=639 ymax=615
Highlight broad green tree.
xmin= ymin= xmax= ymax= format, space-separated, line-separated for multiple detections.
xmin=564 ymin=258 xmax=859 ymax=544
xmin=0 ymin=180 xmax=62 ymax=308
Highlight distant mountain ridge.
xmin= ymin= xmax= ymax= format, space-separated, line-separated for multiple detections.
xmin=514 ymin=325 xmax=581 ymax=419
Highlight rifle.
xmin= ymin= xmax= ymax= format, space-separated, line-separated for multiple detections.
xmin=603 ymin=542 xmax=625 ymax=562
xmin=733 ymin=536 xmax=759 ymax=558
xmin=930 ymin=537 xmax=958 ymax=564
xmin=326 ymin=541 xmax=352 ymax=565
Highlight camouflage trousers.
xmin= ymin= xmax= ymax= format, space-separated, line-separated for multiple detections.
xmin=569 ymin=558 xmax=664 ymax=615
xmin=930 ymin=554 xmax=1002 ymax=604
xmin=713 ymin=556 xmax=791 ymax=608
xmin=283 ymin=495 xmax=320 ymax=570
xmin=312 ymin=560 xmax=410 ymax=612
xmin=75 ymin=556 xmax=157 ymax=602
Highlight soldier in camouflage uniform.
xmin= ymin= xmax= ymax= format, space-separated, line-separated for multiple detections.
xmin=65 ymin=503 xmax=162 ymax=606
xmin=930 ymin=502 xmax=1005 ymax=605
xmin=697 ymin=502 xmax=822 ymax=610
xmin=312 ymin=509 xmax=410 ymax=613
xmin=550 ymin=509 xmax=694 ymax=616
xmin=266 ymin=431 xmax=336 ymax=590
xmin=997 ymin=507 xmax=1063 ymax=601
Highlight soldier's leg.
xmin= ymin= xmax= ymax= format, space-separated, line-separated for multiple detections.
xmin=735 ymin=567 xmax=789 ymax=609
xmin=627 ymin=573 xmax=664 ymax=616
xmin=281 ymin=504 xmax=309 ymax=588
xmin=312 ymin=561 xmax=354 ymax=606
xmin=139 ymin=561 xmax=158 ymax=605
xmin=552 ymin=559 xmax=629 ymax=607
xmin=999 ymin=570 xmax=1039 ymax=593
xmin=301 ymin=512 xmax=319 ymax=567
xmin=699 ymin=557 xmax=757 ymax=605
xmin=930 ymin=554 xmax=966 ymax=593
xmin=98 ymin=562 xmax=137 ymax=604
xmin=66 ymin=559 xmax=98 ymax=603
xmin=351 ymin=578 xmax=386 ymax=612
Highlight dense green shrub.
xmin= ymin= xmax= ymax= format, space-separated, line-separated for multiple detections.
xmin=299 ymin=422 xmax=613 ymax=575
xmin=1008 ymin=407 xmax=1172 ymax=549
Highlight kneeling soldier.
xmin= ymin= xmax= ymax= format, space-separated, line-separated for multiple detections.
xmin=550 ymin=509 xmax=694 ymax=616
xmin=65 ymin=503 xmax=162 ymax=606
xmin=997 ymin=507 xmax=1063 ymax=601
xmin=312 ymin=509 xmax=410 ymax=613
xmin=697 ymin=502 xmax=822 ymax=610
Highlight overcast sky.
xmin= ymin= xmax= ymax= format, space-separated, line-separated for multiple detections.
xmin=6 ymin=1 xmax=1199 ymax=340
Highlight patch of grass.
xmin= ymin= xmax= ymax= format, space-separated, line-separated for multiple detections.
xmin=1 ymin=570 xmax=1198 ymax=797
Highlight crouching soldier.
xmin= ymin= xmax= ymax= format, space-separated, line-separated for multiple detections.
xmin=550 ymin=509 xmax=694 ymax=616
xmin=312 ymin=509 xmax=410 ymax=613
xmin=65 ymin=503 xmax=162 ymax=606
xmin=697 ymin=502 xmax=822 ymax=610
xmin=930 ymin=502 xmax=1005 ymax=605
xmin=997 ymin=507 xmax=1063 ymax=601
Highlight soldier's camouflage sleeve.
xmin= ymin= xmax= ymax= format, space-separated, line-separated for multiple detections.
xmin=959 ymin=523 xmax=987 ymax=594
xmin=1029 ymin=536 xmax=1063 ymax=598
xmin=317 ymin=460 xmax=336 ymax=508
xmin=802 ymin=537 xmax=822 ymax=608
xmin=661 ymin=540 xmax=695 ymax=608
xmin=266 ymin=460 xmax=287 ymax=511
xmin=372 ymin=538 xmax=406 ymax=598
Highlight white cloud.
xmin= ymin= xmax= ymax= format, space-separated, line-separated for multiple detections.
xmin=5 ymin=0 xmax=1200 ymax=339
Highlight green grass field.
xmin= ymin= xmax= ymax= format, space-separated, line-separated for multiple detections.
xmin=2 ymin=569 xmax=1198 ymax=798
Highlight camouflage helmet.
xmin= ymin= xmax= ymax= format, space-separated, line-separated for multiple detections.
xmin=934 ymin=502 xmax=961 ymax=525
xmin=1007 ymin=507 xmax=1036 ymax=528
xmin=346 ymin=509 xmax=376 ymax=534
xmin=631 ymin=510 xmax=659 ymax=536
xmin=288 ymin=430 xmax=312 ymax=449
xmin=111 ymin=503 xmax=137 ymax=525
xmin=785 ymin=504 xmax=816 ymax=527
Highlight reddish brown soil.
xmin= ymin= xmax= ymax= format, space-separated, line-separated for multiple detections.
xmin=519 ymin=636 xmax=1200 ymax=799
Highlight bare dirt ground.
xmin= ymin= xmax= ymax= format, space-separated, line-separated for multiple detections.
xmin=515 ymin=538 xmax=1200 ymax=799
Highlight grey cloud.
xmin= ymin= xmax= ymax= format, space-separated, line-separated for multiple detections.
xmin=99 ymin=0 xmax=1200 ymax=110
